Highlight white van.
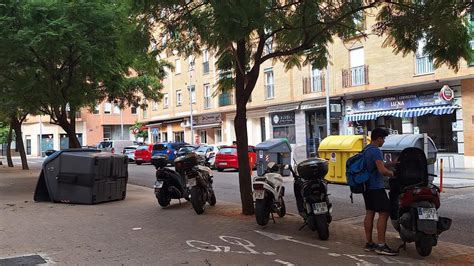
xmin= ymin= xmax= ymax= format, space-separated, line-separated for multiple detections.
xmin=97 ymin=140 xmax=135 ymax=154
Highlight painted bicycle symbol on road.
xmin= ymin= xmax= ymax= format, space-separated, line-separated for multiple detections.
xmin=186 ymin=236 xmax=275 ymax=256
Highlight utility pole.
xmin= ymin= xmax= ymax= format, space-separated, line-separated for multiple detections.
xmin=326 ymin=64 xmax=331 ymax=137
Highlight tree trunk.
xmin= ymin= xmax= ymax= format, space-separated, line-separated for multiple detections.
xmin=10 ymin=116 xmax=28 ymax=170
xmin=57 ymin=114 xmax=81 ymax=148
xmin=235 ymin=39 xmax=254 ymax=215
xmin=6 ymin=126 xmax=13 ymax=167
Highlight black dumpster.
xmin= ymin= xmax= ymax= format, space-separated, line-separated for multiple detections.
xmin=34 ymin=149 xmax=128 ymax=204
xmin=255 ymin=138 xmax=292 ymax=176
xmin=381 ymin=134 xmax=437 ymax=178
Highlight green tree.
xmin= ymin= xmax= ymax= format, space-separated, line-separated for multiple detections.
xmin=137 ymin=0 xmax=472 ymax=214
xmin=131 ymin=121 xmax=148 ymax=141
xmin=0 ymin=122 xmax=8 ymax=144
xmin=0 ymin=0 xmax=167 ymax=148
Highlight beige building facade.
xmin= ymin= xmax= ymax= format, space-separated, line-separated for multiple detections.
xmin=141 ymin=12 xmax=474 ymax=168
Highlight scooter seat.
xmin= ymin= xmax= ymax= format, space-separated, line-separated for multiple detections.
xmin=266 ymin=173 xmax=283 ymax=187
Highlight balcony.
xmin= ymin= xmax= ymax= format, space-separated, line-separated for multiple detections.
xmin=415 ymin=56 xmax=434 ymax=75
xmin=302 ymin=75 xmax=325 ymax=94
xmin=218 ymin=93 xmax=234 ymax=107
xmin=342 ymin=65 xmax=369 ymax=88
xmin=203 ymin=61 xmax=210 ymax=74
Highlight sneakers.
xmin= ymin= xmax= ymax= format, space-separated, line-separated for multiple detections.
xmin=375 ymin=244 xmax=398 ymax=256
xmin=364 ymin=242 xmax=377 ymax=252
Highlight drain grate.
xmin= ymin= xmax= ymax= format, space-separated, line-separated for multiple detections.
xmin=0 ymin=255 xmax=47 ymax=266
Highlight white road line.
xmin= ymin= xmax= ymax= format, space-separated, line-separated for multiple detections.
xmin=274 ymin=259 xmax=295 ymax=266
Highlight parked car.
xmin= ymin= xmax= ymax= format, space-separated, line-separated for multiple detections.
xmin=134 ymin=144 xmax=154 ymax=165
xmin=176 ymin=145 xmax=197 ymax=158
xmin=123 ymin=145 xmax=139 ymax=162
xmin=97 ymin=140 xmax=134 ymax=154
xmin=151 ymin=142 xmax=189 ymax=165
xmin=215 ymin=145 xmax=257 ymax=172
xmin=195 ymin=144 xmax=221 ymax=169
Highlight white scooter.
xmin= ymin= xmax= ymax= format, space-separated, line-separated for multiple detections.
xmin=252 ymin=162 xmax=286 ymax=226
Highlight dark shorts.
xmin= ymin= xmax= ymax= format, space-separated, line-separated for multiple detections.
xmin=363 ymin=188 xmax=391 ymax=213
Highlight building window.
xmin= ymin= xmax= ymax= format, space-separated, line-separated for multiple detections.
xmin=113 ymin=104 xmax=120 ymax=114
xmin=152 ymin=101 xmax=158 ymax=111
xmin=175 ymin=59 xmax=181 ymax=74
xmin=415 ymin=38 xmax=434 ymax=75
xmin=93 ymin=105 xmax=100 ymax=114
xmin=215 ymin=128 xmax=222 ymax=143
xmin=263 ymin=28 xmax=273 ymax=55
xmin=143 ymin=98 xmax=148 ymax=119
xmin=176 ymin=90 xmax=182 ymax=106
xmin=349 ymin=47 xmax=366 ymax=86
xmin=199 ymin=130 xmax=207 ymax=144
xmin=131 ymin=105 xmax=137 ymax=115
xmin=161 ymin=132 xmax=168 ymax=142
xmin=104 ymin=102 xmax=112 ymax=114
xmin=204 ymin=83 xmax=212 ymax=109
xmin=311 ymin=66 xmax=324 ymax=92
xmin=264 ymin=69 xmax=274 ymax=99
xmin=103 ymin=126 xmax=112 ymax=140
xmin=188 ymin=55 xmax=195 ymax=72
xmin=174 ymin=131 xmax=184 ymax=142
xmin=273 ymin=126 xmax=296 ymax=144
xmin=188 ymin=85 xmax=196 ymax=104
xmin=203 ymin=49 xmax=210 ymax=74
xmin=163 ymin=93 xmax=169 ymax=108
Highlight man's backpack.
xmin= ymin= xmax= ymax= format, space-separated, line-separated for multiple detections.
xmin=346 ymin=145 xmax=376 ymax=202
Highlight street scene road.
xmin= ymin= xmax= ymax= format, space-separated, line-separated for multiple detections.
xmin=2 ymin=164 xmax=474 ymax=265
xmin=15 ymin=157 xmax=474 ymax=247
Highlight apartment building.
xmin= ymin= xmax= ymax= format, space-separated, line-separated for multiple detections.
xmin=21 ymin=102 xmax=139 ymax=156
xmin=142 ymin=11 xmax=474 ymax=167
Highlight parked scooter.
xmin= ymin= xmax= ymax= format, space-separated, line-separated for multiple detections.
xmin=151 ymin=155 xmax=191 ymax=207
xmin=252 ymin=162 xmax=287 ymax=226
xmin=389 ymin=147 xmax=451 ymax=257
xmin=290 ymin=146 xmax=332 ymax=240
xmin=174 ymin=153 xmax=216 ymax=214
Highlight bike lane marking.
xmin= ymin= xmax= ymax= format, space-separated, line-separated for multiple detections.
xmin=254 ymin=230 xmax=328 ymax=250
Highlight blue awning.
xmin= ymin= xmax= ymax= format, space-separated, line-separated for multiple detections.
xmin=346 ymin=105 xmax=459 ymax=122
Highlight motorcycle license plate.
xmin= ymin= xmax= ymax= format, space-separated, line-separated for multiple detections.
xmin=253 ymin=190 xmax=264 ymax=200
xmin=418 ymin=207 xmax=438 ymax=220
xmin=312 ymin=202 xmax=328 ymax=214
xmin=187 ymin=178 xmax=196 ymax=187
xmin=154 ymin=180 xmax=164 ymax=189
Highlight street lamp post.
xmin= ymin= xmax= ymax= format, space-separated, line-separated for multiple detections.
xmin=326 ymin=64 xmax=331 ymax=137
xmin=189 ymin=57 xmax=194 ymax=145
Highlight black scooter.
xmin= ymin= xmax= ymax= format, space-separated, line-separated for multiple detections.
xmin=151 ymin=155 xmax=190 ymax=207
xmin=290 ymin=157 xmax=332 ymax=240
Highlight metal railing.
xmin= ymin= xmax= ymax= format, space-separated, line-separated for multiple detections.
xmin=342 ymin=65 xmax=369 ymax=88
xmin=218 ymin=93 xmax=234 ymax=106
xmin=415 ymin=56 xmax=434 ymax=75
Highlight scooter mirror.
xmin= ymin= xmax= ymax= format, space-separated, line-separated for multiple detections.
xmin=283 ymin=164 xmax=289 ymax=170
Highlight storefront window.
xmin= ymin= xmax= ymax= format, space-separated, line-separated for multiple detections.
xmin=174 ymin=131 xmax=184 ymax=142
xmin=273 ymin=125 xmax=296 ymax=144
xmin=417 ymin=114 xmax=457 ymax=153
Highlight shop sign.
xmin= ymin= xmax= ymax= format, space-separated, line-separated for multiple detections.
xmin=195 ymin=113 xmax=221 ymax=125
xmin=352 ymin=90 xmax=454 ymax=112
xmin=439 ymin=85 xmax=454 ymax=102
xmin=271 ymin=112 xmax=295 ymax=126
xmin=151 ymin=128 xmax=159 ymax=135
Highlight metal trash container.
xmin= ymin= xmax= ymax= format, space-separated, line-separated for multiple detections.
xmin=34 ymin=149 xmax=128 ymax=204
xmin=381 ymin=134 xmax=437 ymax=177
xmin=256 ymin=138 xmax=292 ymax=176
xmin=318 ymin=135 xmax=369 ymax=184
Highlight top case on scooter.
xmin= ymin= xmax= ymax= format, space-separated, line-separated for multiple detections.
xmin=395 ymin=147 xmax=429 ymax=189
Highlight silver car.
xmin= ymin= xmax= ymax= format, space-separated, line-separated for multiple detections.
xmin=123 ymin=145 xmax=139 ymax=162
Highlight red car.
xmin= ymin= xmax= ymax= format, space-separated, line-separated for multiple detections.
xmin=215 ymin=145 xmax=257 ymax=172
xmin=134 ymin=144 xmax=154 ymax=165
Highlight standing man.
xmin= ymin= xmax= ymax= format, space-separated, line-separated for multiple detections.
xmin=363 ymin=128 xmax=398 ymax=256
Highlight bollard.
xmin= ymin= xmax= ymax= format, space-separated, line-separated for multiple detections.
xmin=439 ymin=158 xmax=443 ymax=193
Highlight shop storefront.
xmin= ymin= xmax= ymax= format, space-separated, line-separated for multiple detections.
xmin=270 ymin=111 xmax=296 ymax=144
xmin=345 ymin=86 xmax=460 ymax=153
xmin=193 ymin=113 xmax=222 ymax=144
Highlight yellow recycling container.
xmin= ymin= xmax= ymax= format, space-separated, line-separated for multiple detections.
xmin=318 ymin=135 xmax=370 ymax=184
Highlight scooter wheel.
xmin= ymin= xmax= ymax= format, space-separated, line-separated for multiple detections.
xmin=276 ymin=196 xmax=286 ymax=218
xmin=209 ymin=191 xmax=217 ymax=206
xmin=315 ymin=215 xmax=329 ymax=240
xmin=415 ymin=234 xmax=433 ymax=257
xmin=157 ymin=191 xmax=171 ymax=207
xmin=255 ymin=198 xmax=271 ymax=226
xmin=191 ymin=187 xmax=206 ymax=215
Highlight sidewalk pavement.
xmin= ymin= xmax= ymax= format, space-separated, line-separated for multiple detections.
xmin=1 ymin=167 xmax=474 ymax=265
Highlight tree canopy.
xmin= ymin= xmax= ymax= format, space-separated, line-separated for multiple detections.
xmin=0 ymin=0 xmax=168 ymax=147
